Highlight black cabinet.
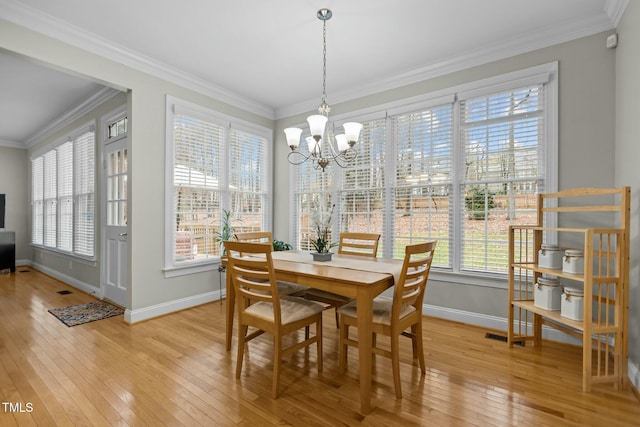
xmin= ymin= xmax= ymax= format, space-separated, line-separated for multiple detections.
xmin=0 ymin=232 xmax=15 ymax=272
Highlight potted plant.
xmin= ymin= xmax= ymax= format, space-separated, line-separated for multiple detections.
xmin=310 ymin=204 xmax=337 ymax=261
xmin=273 ymin=240 xmax=293 ymax=251
xmin=213 ymin=209 xmax=237 ymax=257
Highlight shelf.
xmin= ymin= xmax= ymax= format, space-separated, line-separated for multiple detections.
xmin=507 ymin=187 xmax=630 ymax=392
xmin=511 ymin=300 xmax=584 ymax=332
xmin=512 ymin=263 xmax=584 ymax=281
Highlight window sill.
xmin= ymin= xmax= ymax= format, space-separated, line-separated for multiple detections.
xmin=31 ymin=245 xmax=96 ymax=266
xmin=429 ymin=269 xmax=508 ymax=289
xmin=163 ymin=259 xmax=220 ymax=278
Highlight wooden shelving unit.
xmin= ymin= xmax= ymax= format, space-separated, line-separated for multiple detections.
xmin=507 ymin=187 xmax=630 ymax=391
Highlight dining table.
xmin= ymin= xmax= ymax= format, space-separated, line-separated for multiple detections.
xmin=224 ymin=250 xmax=403 ymax=415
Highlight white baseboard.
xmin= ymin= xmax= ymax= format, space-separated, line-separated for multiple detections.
xmin=125 ymin=289 xmax=224 ymax=324
xmin=423 ymin=303 xmax=582 ymax=346
xmin=26 ymin=260 xmax=102 ymax=299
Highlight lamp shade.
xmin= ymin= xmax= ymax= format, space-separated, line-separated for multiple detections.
xmin=284 ymin=127 xmax=302 ymax=149
xmin=343 ymin=122 xmax=363 ymax=143
xmin=307 ymin=114 xmax=328 ymax=139
xmin=335 ymin=134 xmax=349 ymax=152
xmin=306 ymin=136 xmax=319 ymax=155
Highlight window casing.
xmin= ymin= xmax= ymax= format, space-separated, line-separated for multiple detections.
xmin=165 ymin=97 xmax=272 ymax=275
xmin=31 ymin=124 xmax=96 ymax=258
xmin=290 ymin=63 xmax=557 ymax=280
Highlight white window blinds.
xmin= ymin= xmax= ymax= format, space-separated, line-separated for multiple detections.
xmin=31 ymin=125 xmax=96 ymax=258
xmin=392 ymin=104 xmax=453 ymax=262
xmin=229 ymin=127 xmax=267 ymax=232
xmin=168 ymin=99 xmax=271 ymax=268
xmin=339 ymin=118 xmax=386 ymax=254
xmin=290 ymin=64 xmax=555 ymax=278
xmin=57 ymin=141 xmax=73 ymax=252
xmin=460 ymin=85 xmax=543 ymax=273
xmin=173 ymin=112 xmax=224 ymax=261
xmin=74 ymin=131 xmax=95 ymax=257
xmin=293 ymin=135 xmax=334 ymax=252
xmin=31 ymin=157 xmax=44 ymax=246
xmin=43 ymin=151 xmax=57 ymax=248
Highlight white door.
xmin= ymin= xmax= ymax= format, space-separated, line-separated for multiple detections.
xmin=102 ymin=117 xmax=128 ymax=307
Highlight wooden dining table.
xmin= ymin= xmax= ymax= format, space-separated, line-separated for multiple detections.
xmin=224 ymin=250 xmax=402 ymax=415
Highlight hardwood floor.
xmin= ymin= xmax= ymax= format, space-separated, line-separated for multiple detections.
xmin=1 ymin=267 xmax=638 ymax=426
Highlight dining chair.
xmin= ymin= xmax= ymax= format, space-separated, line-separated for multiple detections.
xmin=304 ymin=232 xmax=381 ymax=327
xmin=234 ymin=231 xmax=307 ymax=296
xmin=224 ymin=240 xmax=324 ymax=398
xmin=337 ymin=232 xmax=381 ymax=257
xmin=337 ymin=240 xmax=436 ymax=399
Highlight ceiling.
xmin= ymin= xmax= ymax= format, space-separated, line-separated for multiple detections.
xmin=0 ymin=0 xmax=627 ymax=148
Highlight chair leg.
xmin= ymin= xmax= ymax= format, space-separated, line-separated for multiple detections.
xmin=391 ymin=333 xmax=402 ymax=399
xmin=272 ymin=335 xmax=282 ymax=399
xmin=414 ymin=321 xmax=426 ymax=374
xmin=411 ymin=324 xmax=419 ymax=358
xmin=236 ymin=324 xmax=248 ymax=379
xmin=339 ymin=318 xmax=348 ymax=373
xmin=316 ymin=316 xmax=323 ymax=373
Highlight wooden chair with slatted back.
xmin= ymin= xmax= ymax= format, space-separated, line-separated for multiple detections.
xmin=304 ymin=232 xmax=381 ymax=327
xmin=234 ymin=231 xmax=307 ymax=296
xmin=338 ymin=240 xmax=436 ymax=399
xmin=337 ymin=232 xmax=381 ymax=257
xmin=224 ymin=241 xmax=324 ymax=399
xmin=234 ymin=231 xmax=273 ymax=245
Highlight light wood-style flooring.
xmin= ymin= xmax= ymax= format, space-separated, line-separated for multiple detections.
xmin=1 ymin=267 xmax=638 ymax=426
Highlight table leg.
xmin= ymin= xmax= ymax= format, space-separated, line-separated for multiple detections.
xmin=356 ymin=288 xmax=373 ymax=414
xmin=225 ymin=269 xmax=234 ymax=351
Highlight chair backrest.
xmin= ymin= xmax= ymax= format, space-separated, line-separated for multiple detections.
xmin=337 ymin=232 xmax=381 ymax=258
xmin=234 ymin=231 xmax=273 ymax=245
xmin=224 ymin=240 xmax=282 ymax=323
xmin=392 ymin=241 xmax=437 ymax=319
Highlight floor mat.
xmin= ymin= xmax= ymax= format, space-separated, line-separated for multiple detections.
xmin=48 ymin=300 xmax=124 ymax=327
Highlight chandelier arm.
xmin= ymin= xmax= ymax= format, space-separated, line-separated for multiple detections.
xmin=330 ymin=149 xmax=358 ymax=169
xmin=287 ymin=150 xmax=315 ymax=166
xmin=324 ymin=135 xmax=340 ymax=158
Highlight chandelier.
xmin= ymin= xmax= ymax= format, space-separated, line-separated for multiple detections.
xmin=284 ymin=8 xmax=362 ymax=172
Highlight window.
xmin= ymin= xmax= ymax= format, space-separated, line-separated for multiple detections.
xmin=31 ymin=124 xmax=96 ymax=258
xmin=108 ymin=116 xmax=127 ymax=139
xmin=166 ymin=97 xmax=271 ymax=273
xmin=291 ymin=63 xmax=556 ymax=279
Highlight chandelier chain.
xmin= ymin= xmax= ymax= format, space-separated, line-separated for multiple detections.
xmin=322 ymin=17 xmax=327 ymax=107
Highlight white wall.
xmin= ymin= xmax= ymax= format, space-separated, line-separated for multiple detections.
xmin=0 ymin=19 xmax=273 ymax=321
xmin=615 ymin=1 xmax=640 ymax=390
xmin=0 ymin=146 xmax=28 ymax=262
xmin=275 ymin=31 xmax=617 ymax=320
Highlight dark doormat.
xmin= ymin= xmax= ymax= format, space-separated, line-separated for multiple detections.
xmin=48 ymin=300 xmax=124 ymax=327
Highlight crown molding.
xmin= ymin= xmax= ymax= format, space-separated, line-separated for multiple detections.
xmin=1 ymin=0 xmax=621 ymax=123
xmin=275 ymin=11 xmax=616 ymax=119
xmin=604 ymin=0 xmax=629 ymax=26
xmin=24 ymin=87 xmax=120 ymax=149
xmin=0 ymin=139 xmax=25 ymax=149
xmin=0 ymin=0 xmax=275 ymax=120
